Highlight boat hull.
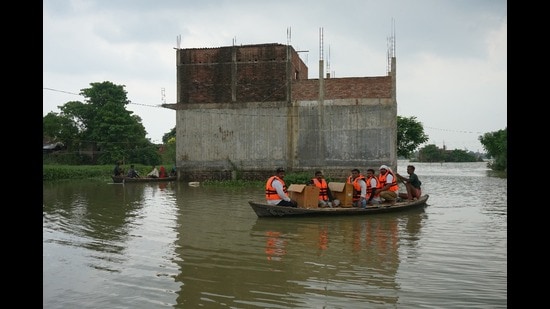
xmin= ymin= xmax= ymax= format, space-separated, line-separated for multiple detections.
xmin=248 ymin=195 xmax=429 ymax=217
xmin=111 ymin=175 xmax=177 ymax=183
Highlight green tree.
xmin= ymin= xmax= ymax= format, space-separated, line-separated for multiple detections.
xmin=45 ymin=81 xmax=161 ymax=165
xmin=162 ymin=127 xmax=176 ymax=144
xmin=397 ymin=116 xmax=429 ymax=159
xmin=445 ymin=149 xmax=482 ymax=162
xmin=479 ymin=127 xmax=507 ymax=171
xmin=417 ymin=145 xmax=481 ymax=162
xmin=159 ymin=127 xmax=177 ymax=165
xmin=43 ymin=112 xmax=79 ymax=150
xmin=418 ymin=144 xmax=445 ymax=162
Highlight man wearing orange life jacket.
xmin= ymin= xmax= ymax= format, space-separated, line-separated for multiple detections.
xmin=265 ymin=167 xmax=297 ymax=207
xmin=378 ymin=165 xmax=399 ymax=205
xmin=347 ymin=168 xmax=367 ymax=208
xmin=365 ymin=168 xmax=382 ymax=206
xmin=309 ymin=171 xmax=340 ymax=208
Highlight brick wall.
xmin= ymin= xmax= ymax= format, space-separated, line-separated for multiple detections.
xmin=167 ymin=43 xmax=397 ymax=182
xmin=177 ymin=44 xmax=307 ymax=104
xmin=292 ymin=76 xmax=392 ymax=101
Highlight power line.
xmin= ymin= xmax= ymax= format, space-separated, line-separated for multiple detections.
xmin=424 ymin=126 xmax=484 ymax=135
xmin=43 ymin=87 xmax=80 ymax=96
xmin=43 ymin=87 xmax=164 ymax=108
xmin=44 ymin=87 xmax=487 ymax=135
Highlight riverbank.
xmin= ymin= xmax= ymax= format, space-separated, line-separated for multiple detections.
xmin=43 ymin=164 xmax=115 ymax=181
xmin=42 ymin=164 xmax=264 ymax=188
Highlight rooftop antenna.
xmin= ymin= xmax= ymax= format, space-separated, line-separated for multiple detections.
xmin=319 ymin=27 xmax=325 ymax=80
xmin=319 ymin=27 xmax=324 ymax=62
xmin=326 ymin=44 xmax=331 ymax=78
xmin=386 ymin=18 xmax=396 ymax=74
xmin=175 ymin=34 xmax=181 ymax=49
xmin=287 ymin=26 xmax=291 ymax=45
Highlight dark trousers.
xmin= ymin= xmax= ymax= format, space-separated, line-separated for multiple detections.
xmin=277 ymin=200 xmax=297 ymax=207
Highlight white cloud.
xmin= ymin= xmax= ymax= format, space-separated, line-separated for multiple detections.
xmin=44 ymin=0 xmax=507 ymax=150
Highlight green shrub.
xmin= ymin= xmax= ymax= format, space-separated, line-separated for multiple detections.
xmin=43 ymin=165 xmax=112 ymax=181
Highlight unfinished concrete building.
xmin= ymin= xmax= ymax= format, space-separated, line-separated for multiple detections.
xmin=163 ymin=37 xmax=397 ymax=182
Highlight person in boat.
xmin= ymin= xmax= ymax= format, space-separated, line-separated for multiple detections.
xmin=347 ymin=168 xmax=367 ymax=208
xmin=308 ymin=171 xmax=340 ymax=208
xmin=365 ymin=168 xmax=382 ymax=206
xmin=169 ymin=165 xmax=177 ymax=177
xmin=396 ymin=165 xmax=422 ymax=201
xmin=127 ymin=164 xmax=140 ymax=178
xmin=378 ymin=165 xmax=399 ymax=205
xmin=113 ymin=161 xmax=124 ymax=176
xmin=147 ymin=165 xmax=159 ymax=178
xmin=265 ymin=167 xmax=298 ymax=207
xmin=159 ymin=166 xmax=167 ymax=178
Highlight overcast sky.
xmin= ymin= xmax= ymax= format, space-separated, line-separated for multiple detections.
xmin=43 ymin=0 xmax=506 ymax=152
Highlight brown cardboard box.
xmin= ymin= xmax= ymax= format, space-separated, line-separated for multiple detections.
xmin=288 ymin=184 xmax=320 ymax=208
xmin=328 ymin=182 xmax=353 ymax=207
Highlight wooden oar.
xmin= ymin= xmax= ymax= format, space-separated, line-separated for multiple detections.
xmin=395 ymin=172 xmax=407 ymax=185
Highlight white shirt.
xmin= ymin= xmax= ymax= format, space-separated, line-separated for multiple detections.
xmin=385 ymin=173 xmax=398 ymax=191
xmin=358 ymin=179 xmax=367 ymax=198
xmin=367 ymin=177 xmax=381 ymax=202
xmin=386 ymin=173 xmax=394 ymax=185
xmin=147 ymin=168 xmax=159 ymax=177
xmin=267 ymin=178 xmax=291 ymax=205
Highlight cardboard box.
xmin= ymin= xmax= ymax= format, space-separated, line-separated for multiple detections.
xmin=329 ymin=182 xmax=354 ymax=207
xmin=288 ymin=184 xmax=320 ymax=208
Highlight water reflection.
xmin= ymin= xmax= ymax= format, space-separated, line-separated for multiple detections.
xmin=43 ymin=180 xmax=144 ymax=268
xmin=43 ymin=180 xmax=181 ymax=308
xmin=171 ymin=201 xmax=426 ymax=308
xmin=43 ymin=161 xmax=507 ymax=308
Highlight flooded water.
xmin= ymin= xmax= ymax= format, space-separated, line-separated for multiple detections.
xmin=43 ymin=161 xmax=507 ymax=308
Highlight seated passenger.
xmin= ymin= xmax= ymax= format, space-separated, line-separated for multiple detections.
xmin=169 ymin=166 xmax=177 ymax=177
xmin=147 ymin=166 xmax=159 ymax=178
xmin=113 ymin=161 xmax=124 ymax=176
xmin=159 ymin=166 xmax=167 ymax=178
xmin=308 ymin=170 xmax=340 ymax=208
xmin=127 ymin=164 xmax=140 ymax=178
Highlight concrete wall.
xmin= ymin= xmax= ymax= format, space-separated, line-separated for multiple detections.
xmin=163 ymin=43 xmax=397 ymax=181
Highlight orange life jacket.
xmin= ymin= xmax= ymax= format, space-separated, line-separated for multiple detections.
xmin=378 ymin=171 xmax=399 ymax=192
xmin=347 ymin=175 xmax=366 ymax=201
xmin=312 ymin=178 xmax=329 ymax=201
xmin=265 ymin=176 xmax=288 ymax=200
xmin=366 ymin=175 xmax=381 ymax=197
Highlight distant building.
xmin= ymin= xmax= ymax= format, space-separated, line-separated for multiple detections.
xmin=163 ymin=41 xmax=398 ymax=181
xmin=43 ymin=141 xmax=65 ymax=153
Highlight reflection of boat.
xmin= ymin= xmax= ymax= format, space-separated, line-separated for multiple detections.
xmin=248 ymin=195 xmax=429 ymax=218
xmin=111 ymin=175 xmax=177 ymax=183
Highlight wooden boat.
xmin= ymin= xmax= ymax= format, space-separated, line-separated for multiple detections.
xmin=248 ymin=195 xmax=429 ymax=218
xmin=111 ymin=175 xmax=177 ymax=183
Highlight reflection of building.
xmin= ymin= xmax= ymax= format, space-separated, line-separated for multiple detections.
xmin=163 ymin=35 xmax=398 ymax=181
xmin=290 ymin=217 xmax=404 ymax=305
xmin=306 ymin=212 xmax=425 ymax=300
xmin=351 ymin=218 xmax=399 ymax=263
xmin=172 ymin=186 xmax=426 ymax=307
